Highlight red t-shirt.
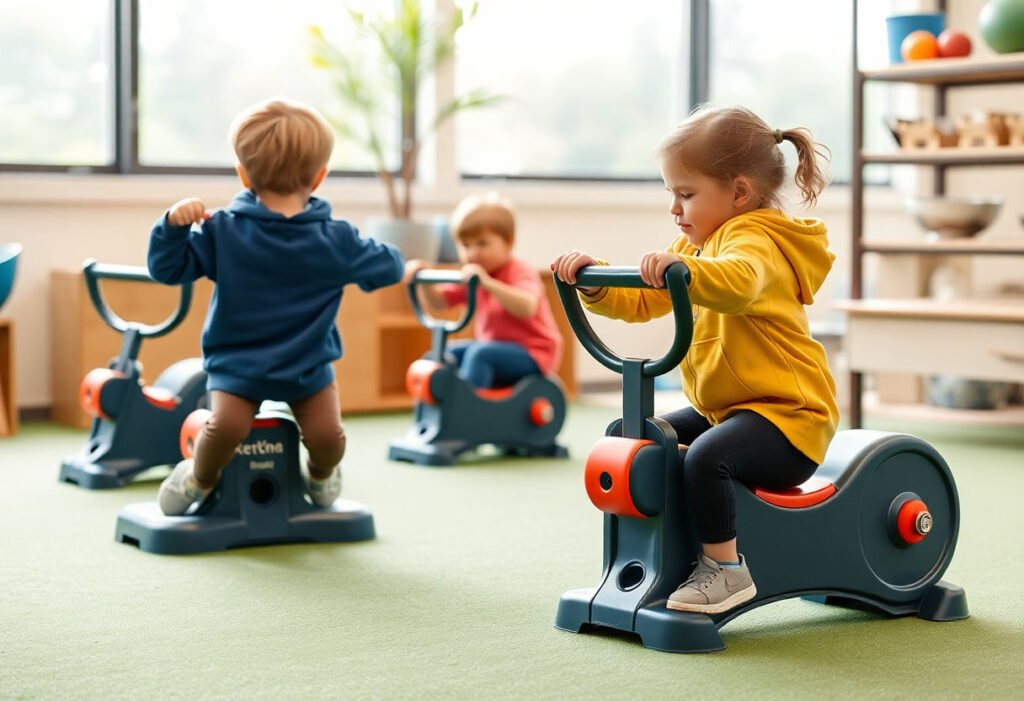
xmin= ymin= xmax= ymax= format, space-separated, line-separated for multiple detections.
xmin=440 ymin=257 xmax=563 ymax=376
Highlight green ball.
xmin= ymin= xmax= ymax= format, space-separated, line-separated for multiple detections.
xmin=979 ymin=0 xmax=1024 ymax=53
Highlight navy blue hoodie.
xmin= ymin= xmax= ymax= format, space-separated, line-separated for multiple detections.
xmin=148 ymin=190 xmax=404 ymax=401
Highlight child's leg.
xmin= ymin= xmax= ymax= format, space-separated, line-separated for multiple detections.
xmin=193 ymin=391 xmax=260 ymax=488
xmin=682 ymin=409 xmax=817 ymax=547
xmin=667 ymin=410 xmax=818 ymax=613
xmin=458 ymin=341 xmax=539 ymax=388
xmin=158 ymin=390 xmax=257 ymax=515
xmin=445 ymin=340 xmax=471 ymax=367
xmin=658 ymin=406 xmax=713 ymax=445
xmin=288 ymin=382 xmax=345 ymax=479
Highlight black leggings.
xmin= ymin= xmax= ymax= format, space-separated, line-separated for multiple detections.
xmin=660 ymin=407 xmax=818 ymax=544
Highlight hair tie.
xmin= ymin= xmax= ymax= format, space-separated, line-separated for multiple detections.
xmin=773 ymin=129 xmax=784 ymax=144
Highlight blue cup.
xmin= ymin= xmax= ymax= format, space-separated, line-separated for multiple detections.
xmin=886 ymin=13 xmax=945 ymax=63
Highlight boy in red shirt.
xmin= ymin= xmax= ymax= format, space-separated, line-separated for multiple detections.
xmin=405 ymin=192 xmax=562 ymax=388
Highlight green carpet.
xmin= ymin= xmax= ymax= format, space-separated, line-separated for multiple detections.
xmin=1 ymin=403 xmax=1022 ymax=699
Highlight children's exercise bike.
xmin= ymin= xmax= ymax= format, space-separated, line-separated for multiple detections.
xmin=59 ymin=260 xmax=207 ymax=489
xmin=388 ymin=270 xmax=568 ymax=466
xmin=114 ymin=403 xmax=375 ymax=554
xmin=553 ymin=264 xmax=968 ymax=653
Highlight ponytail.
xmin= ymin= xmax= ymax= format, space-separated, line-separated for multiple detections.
xmin=779 ymin=128 xmax=830 ymax=208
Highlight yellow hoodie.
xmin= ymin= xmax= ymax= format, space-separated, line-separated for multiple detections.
xmin=583 ymin=209 xmax=839 ymax=463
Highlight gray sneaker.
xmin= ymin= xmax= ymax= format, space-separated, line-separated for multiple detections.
xmin=666 ymin=554 xmax=757 ymax=614
xmin=302 ymin=461 xmax=341 ymax=507
xmin=157 ymin=459 xmax=214 ymax=516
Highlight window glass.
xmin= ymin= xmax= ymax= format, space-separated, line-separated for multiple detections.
xmin=0 ymin=0 xmax=113 ymax=167
xmin=455 ymin=0 xmax=684 ymax=179
xmin=707 ymin=0 xmax=891 ymax=184
xmin=137 ymin=0 xmax=395 ymax=171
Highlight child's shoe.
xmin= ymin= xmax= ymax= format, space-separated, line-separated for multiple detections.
xmin=302 ymin=461 xmax=341 ymax=507
xmin=157 ymin=459 xmax=214 ymax=516
xmin=666 ymin=554 xmax=757 ymax=614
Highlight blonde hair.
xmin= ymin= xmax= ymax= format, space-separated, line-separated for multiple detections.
xmin=655 ymin=105 xmax=830 ymax=208
xmin=450 ymin=192 xmax=516 ymax=245
xmin=229 ymin=97 xmax=335 ymax=195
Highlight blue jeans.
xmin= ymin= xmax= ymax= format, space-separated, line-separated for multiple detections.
xmin=447 ymin=340 xmax=540 ymax=389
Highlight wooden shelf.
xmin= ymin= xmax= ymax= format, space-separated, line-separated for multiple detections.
xmin=861 ymin=239 xmax=1024 ymax=255
xmin=0 ymin=319 xmax=15 ymax=436
xmin=836 ymin=298 xmax=1024 ymax=323
xmin=861 ymin=147 xmax=1024 ymax=166
xmin=860 ymin=53 xmax=1024 ymax=85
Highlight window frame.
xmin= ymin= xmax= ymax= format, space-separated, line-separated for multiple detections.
xmin=0 ymin=0 xmax=712 ymax=181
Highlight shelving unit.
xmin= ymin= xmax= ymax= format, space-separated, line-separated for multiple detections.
xmin=848 ymin=0 xmax=1024 ymax=427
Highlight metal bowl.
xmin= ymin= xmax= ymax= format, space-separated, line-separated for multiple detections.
xmin=905 ymin=196 xmax=1003 ymax=238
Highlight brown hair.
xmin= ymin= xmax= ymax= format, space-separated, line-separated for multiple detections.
xmin=655 ymin=105 xmax=830 ymax=208
xmin=229 ymin=97 xmax=335 ymax=195
xmin=450 ymin=192 xmax=516 ymax=245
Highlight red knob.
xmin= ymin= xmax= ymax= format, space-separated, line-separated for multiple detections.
xmin=897 ymin=499 xmax=932 ymax=544
xmin=529 ymin=398 xmax=554 ymax=426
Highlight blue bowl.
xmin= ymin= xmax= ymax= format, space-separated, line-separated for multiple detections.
xmin=0 ymin=243 xmax=23 ymax=311
xmin=886 ymin=13 xmax=945 ymax=63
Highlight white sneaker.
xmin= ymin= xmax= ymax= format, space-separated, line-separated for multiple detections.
xmin=157 ymin=459 xmax=214 ymax=516
xmin=302 ymin=461 xmax=341 ymax=507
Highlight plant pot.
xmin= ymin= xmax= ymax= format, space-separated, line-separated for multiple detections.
xmin=365 ymin=217 xmax=442 ymax=263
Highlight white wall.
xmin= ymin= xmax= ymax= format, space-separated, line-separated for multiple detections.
xmin=0 ymin=173 xmax=870 ymax=409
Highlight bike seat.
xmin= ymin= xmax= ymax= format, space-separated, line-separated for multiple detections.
xmin=753 ymin=476 xmax=837 ymax=508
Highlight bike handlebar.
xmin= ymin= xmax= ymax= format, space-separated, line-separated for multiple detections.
xmin=554 ymin=264 xmax=693 ymax=377
xmin=82 ymin=259 xmax=194 ymax=338
xmin=406 ymin=270 xmax=479 ymax=334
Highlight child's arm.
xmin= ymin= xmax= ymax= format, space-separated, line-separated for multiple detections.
xmin=403 ymin=259 xmax=451 ymax=311
xmin=340 ymin=224 xmax=405 ymax=291
xmin=147 ymin=198 xmax=216 ymax=285
xmin=683 ymin=231 xmax=778 ymax=315
xmin=462 ymin=263 xmax=537 ymax=319
xmin=552 ymin=250 xmax=673 ymax=323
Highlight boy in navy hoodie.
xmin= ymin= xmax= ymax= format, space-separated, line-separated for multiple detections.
xmin=148 ymin=97 xmax=404 ymax=515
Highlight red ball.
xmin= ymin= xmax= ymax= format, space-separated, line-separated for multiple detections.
xmin=937 ymin=29 xmax=973 ymax=57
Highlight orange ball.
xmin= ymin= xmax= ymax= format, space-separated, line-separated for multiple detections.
xmin=901 ymin=30 xmax=940 ymax=60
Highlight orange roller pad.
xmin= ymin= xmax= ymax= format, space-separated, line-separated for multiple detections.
xmin=79 ymin=368 xmax=120 ymax=419
xmin=584 ymin=436 xmax=655 ymax=518
xmin=179 ymin=409 xmax=212 ymax=459
xmin=406 ymin=359 xmax=442 ymax=404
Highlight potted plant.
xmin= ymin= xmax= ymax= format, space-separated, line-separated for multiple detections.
xmin=309 ymin=0 xmax=500 ymax=261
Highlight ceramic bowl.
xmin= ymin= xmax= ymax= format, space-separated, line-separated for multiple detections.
xmin=905 ymin=196 xmax=1003 ymax=238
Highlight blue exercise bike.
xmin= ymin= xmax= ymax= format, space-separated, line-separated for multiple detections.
xmin=553 ymin=264 xmax=968 ymax=653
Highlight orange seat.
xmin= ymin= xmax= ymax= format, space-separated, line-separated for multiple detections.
xmin=474 ymin=387 xmax=515 ymax=401
xmin=753 ymin=476 xmax=837 ymax=509
xmin=142 ymin=386 xmax=178 ymax=411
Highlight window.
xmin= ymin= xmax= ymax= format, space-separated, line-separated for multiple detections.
xmin=454 ymin=0 xmax=685 ymax=180
xmin=3 ymin=0 xmax=877 ymax=187
xmin=706 ymin=0 xmax=891 ymax=184
xmin=0 ymin=0 xmax=114 ymax=168
xmin=137 ymin=0 xmax=388 ymax=173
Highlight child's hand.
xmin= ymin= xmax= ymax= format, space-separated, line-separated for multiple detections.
xmin=461 ymin=263 xmax=490 ymax=287
xmin=403 ymin=259 xmax=428 ymax=284
xmin=167 ymin=198 xmax=211 ymax=227
xmin=551 ymin=250 xmax=599 ymax=292
xmin=639 ymin=251 xmax=681 ymax=288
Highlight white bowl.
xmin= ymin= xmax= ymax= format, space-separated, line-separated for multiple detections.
xmin=905 ymin=196 xmax=1003 ymax=239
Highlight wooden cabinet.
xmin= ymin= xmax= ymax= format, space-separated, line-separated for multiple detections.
xmin=0 ymin=319 xmax=15 ymax=436
xmin=50 ymin=269 xmax=575 ymax=427
xmin=334 ymin=269 xmax=577 ymax=411
xmin=848 ymin=12 xmax=1024 ymax=426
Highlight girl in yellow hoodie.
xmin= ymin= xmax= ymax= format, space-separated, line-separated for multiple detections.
xmin=552 ymin=105 xmax=839 ymax=615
